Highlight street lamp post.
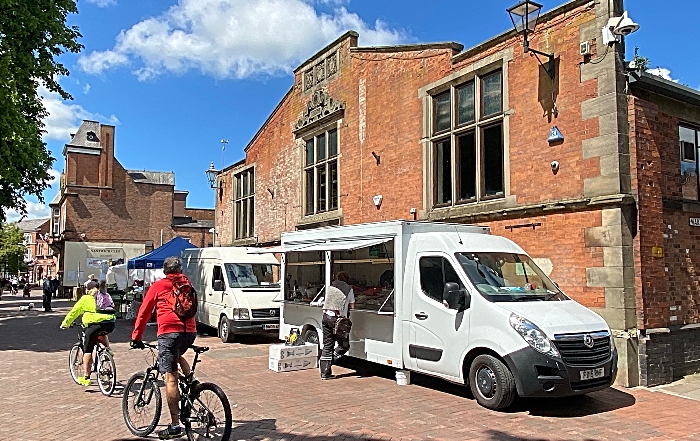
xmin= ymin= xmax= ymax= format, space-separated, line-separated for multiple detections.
xmin=206 ymin=162 xmax=220 ymax=247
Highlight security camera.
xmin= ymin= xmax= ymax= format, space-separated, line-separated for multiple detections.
xmin=612 ymin=11 xmax=640 ymax=36
xmin=550 ymin=161 xmax=560 ymax=173
xmin=80 ymin=233 xmax=86 ymax=238
xmin=602 ymin=11 xmax=640 ymax=45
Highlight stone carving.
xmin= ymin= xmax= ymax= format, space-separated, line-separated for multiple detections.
xmin=315 ymin=62 xmax=325 ymax=83
xmin=327 ymin=51 xmax=338 ymax=76
xmin=295 ymin=90 xmax=346 ymax=133
xmin=304 ymin=70 xmax=315 ymax=92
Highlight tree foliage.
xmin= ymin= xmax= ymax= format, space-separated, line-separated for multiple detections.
xmin=0 ymin=223 xmax=26 ymax=275
xmin=0 ymin=0 xmax=82 ymax=221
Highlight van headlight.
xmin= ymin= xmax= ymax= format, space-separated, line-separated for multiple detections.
xmin=233 ymin=308 xmax=249 ymax=320
xmin=509 ymin=313 xmax=559 ymax=358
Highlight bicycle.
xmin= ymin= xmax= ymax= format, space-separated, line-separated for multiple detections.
xmin=122 ymin=342 xmax=232 ymax=440
xmin=67 ymin=324 xmax=117 ymax=396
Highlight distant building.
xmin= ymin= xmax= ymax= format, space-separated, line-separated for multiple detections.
xmin=18 ymin=218 xmax=57 ymax=284
xmin=211 ymin=0 xmax=700 ymax=388
xmin=49 ymin=120 xmax=213 ymax=287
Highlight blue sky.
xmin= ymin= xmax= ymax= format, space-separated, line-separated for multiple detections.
xmin=10 ymin=0 xmax=699 ymax=221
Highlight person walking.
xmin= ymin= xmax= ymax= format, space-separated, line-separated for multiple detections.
xmin=130 ymin=256 xmax=197 ymax=440
xmin=51 ymin=275 xmax=60 ymax=299
xmin=319 ymin=272 xmax=355 ymax=380
xmin=42 ymin=277 xmax=53 ymax=312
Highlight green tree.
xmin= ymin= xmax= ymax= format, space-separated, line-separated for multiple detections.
xmin=0 ymin=0 xmax=82 ymax=221
xmin=0 ymin=223 xmax=26 ymax=276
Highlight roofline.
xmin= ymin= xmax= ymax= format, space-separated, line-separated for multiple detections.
xmin=629 ymin=70 xmax=700 ymax=108
xmin=242 ymin=86 xmax=294 ymax=155
xmin=294 ymin=30 xmax=359 ymax=74
xmin=452 ymin=0 xmax=590 ymax=64
xmin=350 ymin=42 xmax=464 ymax=54
xmin=220 ymin=157 xmax=247 ymax=174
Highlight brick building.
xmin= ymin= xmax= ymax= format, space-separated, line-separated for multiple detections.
xmin=49 ymin=120 xmax=213 ymax=287
xmin=18 ymin=218 xmax=58 ymax=284
xmin=212 ymin=0 xmax=700 ymax=387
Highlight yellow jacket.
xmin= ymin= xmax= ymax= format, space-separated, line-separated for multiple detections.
xmin=61 ymin=294 xmax=116 ymax=328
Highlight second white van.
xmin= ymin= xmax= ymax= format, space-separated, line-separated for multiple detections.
xmin=182 ymin=247 xmax=281 ymax=342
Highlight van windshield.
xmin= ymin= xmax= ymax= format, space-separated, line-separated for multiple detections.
xmin=224 ymin=263 xmax=280 ymax=288
xmin=455 ymin=252 xmax=568 ymax=302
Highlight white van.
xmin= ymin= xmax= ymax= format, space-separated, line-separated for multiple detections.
xmin=181 ymin=247 xmax=281 ymax=343
xmin=273 ymin=221 xmax=617 ymax=410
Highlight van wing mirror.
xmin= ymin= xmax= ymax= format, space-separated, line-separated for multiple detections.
xmin=213 ymin=280 xmax=224 ymax=291
xmin=443 ymin=282 xmax=469 ymax=311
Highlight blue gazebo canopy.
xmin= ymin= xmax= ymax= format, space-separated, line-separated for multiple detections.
xmin=128 ymin=236 xmax=196 ymax=269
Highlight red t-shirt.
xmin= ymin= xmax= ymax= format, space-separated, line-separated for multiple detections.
xmin=132 ymin=273 xmax=197 ymax=340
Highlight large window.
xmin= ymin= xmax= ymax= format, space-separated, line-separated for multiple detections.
xmin=52 ymin=208 xmax=60 ymax=235
xmin=431 ymin=70 xmax=504 ymax=207
xmin=305 ymin=128 xmax=339 ymax=215
xmin=680 ymin=126 xmax=699 ymax=200
xmin=234 ymin=167 xmax=254 ymax=239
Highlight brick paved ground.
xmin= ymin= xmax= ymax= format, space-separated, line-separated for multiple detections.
xmin=1 ymin=290 xmax=699 ymax=441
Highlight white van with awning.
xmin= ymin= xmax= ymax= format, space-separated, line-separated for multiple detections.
xmin=264 ymin=220 xmax=617 ymax=410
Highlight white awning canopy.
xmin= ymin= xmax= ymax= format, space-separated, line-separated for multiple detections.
xmin=284 ymin=237 xmax=391 ymax=252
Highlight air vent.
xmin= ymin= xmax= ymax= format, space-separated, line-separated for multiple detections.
xmin=580 ymin=41 xmax=591 ymax=56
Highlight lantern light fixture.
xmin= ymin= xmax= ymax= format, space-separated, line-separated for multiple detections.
xmin=206 ymin=162 xmax=219 ymax=189
xmin=507 ymin=0 xmax=556 ymax=79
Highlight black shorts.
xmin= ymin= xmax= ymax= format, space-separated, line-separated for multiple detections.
xmin=84 ymin=321 xmax=115 ymax=353
xmin=157 ymin=332 xmax=197 ymax=373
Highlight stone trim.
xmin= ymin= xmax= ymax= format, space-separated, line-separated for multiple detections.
xmin=294 ymin=90 xmax=346 ymax=136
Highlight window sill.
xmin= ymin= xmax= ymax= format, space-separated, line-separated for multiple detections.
xmin=297 ymin=209 xmax=342 ymax=229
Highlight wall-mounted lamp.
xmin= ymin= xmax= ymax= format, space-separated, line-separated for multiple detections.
xmin=371 ymin=151 xmax=380 ymax=165
xmin=206 ymin=162 xmax=219 ymax=189
xmin=507 ymin=0 xmax=555 ymax=79
xmin=373 ymin=194 xmax=383 ymax=209
xmin=409 ymin=207 xmax=417 ymax=220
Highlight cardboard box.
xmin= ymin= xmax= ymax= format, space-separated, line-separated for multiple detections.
xmin=268 ymin=356 xmax=318 ymax=372
xmin=269 ymin=342 xmax=318 ymax=360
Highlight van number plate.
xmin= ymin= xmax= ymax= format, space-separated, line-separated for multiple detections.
xmin=263 ymin=324 xmax=279 ymax=330
xmin=579 ymin=367 xmax=604 ymax=381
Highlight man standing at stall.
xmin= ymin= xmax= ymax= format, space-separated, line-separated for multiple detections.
xmin=319 ymin=272 xmax=355 ymax=380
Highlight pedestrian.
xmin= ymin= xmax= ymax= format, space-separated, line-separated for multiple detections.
xmin=42 ymin=277 xmax=53 ymax=312
xmin=319 ymin=272 xmax=355 ymax=380
xmin=51 ymin=275 xmax=60 ymax=299
xmin=130 ymin=256 xmax=197 ymax=440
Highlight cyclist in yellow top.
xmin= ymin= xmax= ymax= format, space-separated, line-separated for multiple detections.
xmin=60 ymin=281 xmax=116 ymax=386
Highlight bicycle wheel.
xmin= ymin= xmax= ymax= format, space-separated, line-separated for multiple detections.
xmin=68 ymin=343 xmax=84 ymax=384
xmin=96 ymin=350 xmax=117 ymax=396
xmin=122 ymin=372 xmax=162 ymax=437
xmin=184 ymin=382 xmax=232 ymax=441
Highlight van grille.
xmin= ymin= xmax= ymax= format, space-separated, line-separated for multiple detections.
xmin=553 ymin=331 xmax=611 ymax=366
xmin=251 ymin=308 xmax=280 ymax=319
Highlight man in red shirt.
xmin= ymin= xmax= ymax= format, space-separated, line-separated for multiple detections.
xmin=131 ymin=256 xmax=197 ymax=440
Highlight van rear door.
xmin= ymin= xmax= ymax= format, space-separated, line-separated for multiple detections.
xmin=406 ymin=252 xmax=470 ymax=378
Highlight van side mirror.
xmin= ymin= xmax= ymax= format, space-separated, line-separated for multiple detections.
xmin=443 ymin=282 xmax=469 ymax=311
xmin=213 ymin=280 xmax=224 ymax=291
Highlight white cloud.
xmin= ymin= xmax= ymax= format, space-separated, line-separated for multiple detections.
xmin=647 ymin=67 xmax=678 ymax=83
xmin=83 ymin=83 xmax=91 ymax=94
xmin=78 ymin=0 xmax=406 ymax=80
xmin=6 ymin=200 xmax=52 ymax=223
xmin=39 ymin=85 xmax=119 ymax=141
xmin=85 ymin=0 xmax=117 ymax=7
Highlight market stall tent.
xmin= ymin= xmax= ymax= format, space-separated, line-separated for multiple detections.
xmin=128 ymin=236 xmax=196 ymax=270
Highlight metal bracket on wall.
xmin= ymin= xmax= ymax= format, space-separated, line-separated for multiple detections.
xmin=505 ymin=222 xmax=541 ymax=232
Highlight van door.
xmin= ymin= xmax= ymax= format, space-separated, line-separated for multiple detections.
xmin=209 ymin=264 xmax=227 ymax=325
xmin=407 ymin=253 xmax=470 ymax=378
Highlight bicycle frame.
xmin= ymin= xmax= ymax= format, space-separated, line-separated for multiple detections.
xmin=75 ymin=326 xmax=107 ymax=372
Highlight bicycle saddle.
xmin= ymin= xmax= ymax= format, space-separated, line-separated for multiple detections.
xmin=191 ymin=345 xmax=209 ymax=354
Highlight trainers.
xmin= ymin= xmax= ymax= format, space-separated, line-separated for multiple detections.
xmin=320 ymin=375 xmax=335 ymax=380
xmin=77 ymin=376 xmax=91 ymax=386
xmin=158 ymin=424 xmax=183 ymax=439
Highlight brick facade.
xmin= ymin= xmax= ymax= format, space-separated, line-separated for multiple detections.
xmin=50 ymin=120 xmax=213 ymax=282
xmin=214 ymin=0 xmax=699 ymax=387
xmin=18 ymin=218 xmax=58 ymax=284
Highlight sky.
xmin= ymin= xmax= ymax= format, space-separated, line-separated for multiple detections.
xmin=8 ymin=0 xmax=700 ymax=222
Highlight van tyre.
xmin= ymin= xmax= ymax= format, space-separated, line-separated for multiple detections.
xmin=469 ymin=354 xmax=516 ymax=410
xmin=218 ymin=316 xmax=235 ymax=343
xmin=301 ymin=328 xmax=321 ymax=358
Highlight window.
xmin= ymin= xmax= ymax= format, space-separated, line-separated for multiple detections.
xmin=431 ymin=70 xmax=504 ymax=207
xmin=418 ymin=256 xmax=463 ymax=303
xmin=37 ymin=243 xmax=44 ymax=257
xmin=212 ymin=265 xmax=225 ymax=291
xmin=680 ymin=126 xmax=699 ymax=200
xmin=304 ymin=128 xmax=339 ymax=215
xmin=234 ymin=167 xmax=254 ymax=239
xmin=24 ymin=248 xmax=32 ymax=261
xmin=52 ymin=208 xmax=60 ymax=235
xmin=225 ymin=263 xmax=280 ymax=288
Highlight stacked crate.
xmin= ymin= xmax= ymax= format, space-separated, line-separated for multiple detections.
xmin=268 ymin=343 xmax=318 ymax=372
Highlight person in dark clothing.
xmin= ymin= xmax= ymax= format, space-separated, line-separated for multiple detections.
xmin=42 ymin=277 xmax=53 ymax=312
xmin=319 ymin=272 xmax=355 ymax=380
xmin=50 ymin=276 xmax=60 ymax=299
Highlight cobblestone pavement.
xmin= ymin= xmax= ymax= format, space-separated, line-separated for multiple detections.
xmin=2 ymin=290 xmax=700 ymax=441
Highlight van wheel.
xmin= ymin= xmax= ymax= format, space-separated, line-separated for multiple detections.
xmin=218 ymin=317 xmax=235 ymax=343
xmin=469 ymin=354 xmax=516 ymax=410
xmin=301 ymin=328 xmax=319 ymax=345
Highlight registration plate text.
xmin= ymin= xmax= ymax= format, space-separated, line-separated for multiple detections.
xmin=579 ymin=367 xmax=604 ymax=381
xmin=263 ymin=324 xmax=279 ymax=330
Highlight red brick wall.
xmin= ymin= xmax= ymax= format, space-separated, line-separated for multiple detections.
xmin=215 ymin=168 xmax=234 ymax=245
xmin=184 ymin=208 xmax=214 ymax=221
xmin=630 ymin=95 xmax=700 ymax=328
